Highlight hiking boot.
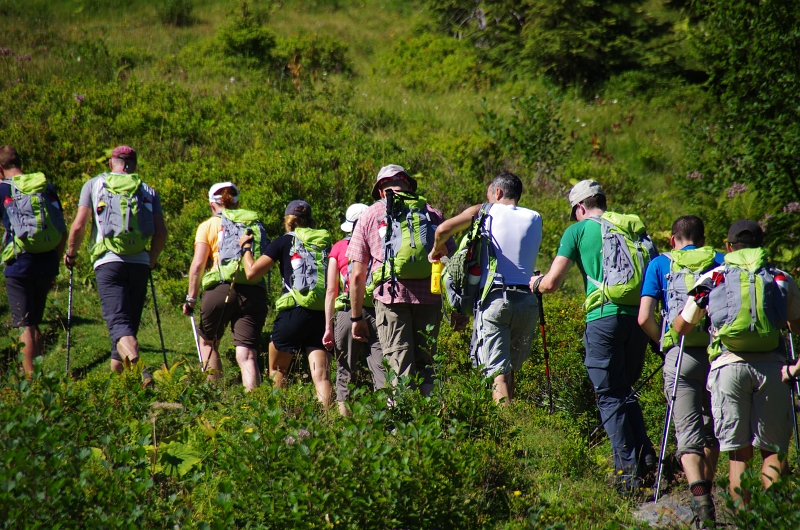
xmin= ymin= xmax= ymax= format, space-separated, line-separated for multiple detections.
xmin=141 ymin=368 xmax=154 ymax=388
xmin=690 ymin=493 xmax=715 ymax=529
xmin=614 ymin=467 xmax=644 ymax=496
xmin=643 ymin=451 xmax=658 ymax=474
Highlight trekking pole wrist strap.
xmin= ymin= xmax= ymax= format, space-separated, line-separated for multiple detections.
xmin=350 ymin=314 xmax=364 ymax=322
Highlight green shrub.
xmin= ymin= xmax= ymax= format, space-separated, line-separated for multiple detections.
xmin=156 ymin=0 xmax=194 ymax=27
xmin=218 ymin=2 xmax=276 ymax=65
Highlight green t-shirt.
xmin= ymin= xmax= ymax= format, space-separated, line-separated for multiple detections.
xmin=556 ymin=219 xmax=639 ymax=322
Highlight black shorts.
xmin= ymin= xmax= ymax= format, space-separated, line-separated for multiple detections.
xmin=95 ymin=262 xmax=150 ymax=361
xmin=271 ymin=306 xmax=326 ymax=353
xmin=198 ymin=282 xmax=268 ymax=350
xmin=5 ymin=275 xmax=54 ymax=327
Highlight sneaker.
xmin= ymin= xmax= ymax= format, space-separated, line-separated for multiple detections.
xmin=141 ymin=368 xmax=154 ymax=388
xmin=690 ymin=493 xmax=716 ymax=529
xmin=641 ymin=449 xmax=659 ymax=474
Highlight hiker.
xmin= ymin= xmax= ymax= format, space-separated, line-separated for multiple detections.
xmin=430 ymin=171 xmax=542 ymax=405
xmin=238 ymin=200 xmax=333 ymax=408
xmin=322 ymin=203 xmax=386 ymax=416
xmin=0 ymin=146 xmax=67 ymax=374
xmin=530 ymin=180 xmax=658 ymax=491
xmin=638 ymin=215 xmax=723 ymax=522
xmin=182 ymin=183 xmax=268 ymax=391
xmin=64 ymin=146 xmax=167 ymax=384
xmin=674 ymin=220 xmax=800 ymax=505
xmin=347 ymin=164 xmax=454 ymax=395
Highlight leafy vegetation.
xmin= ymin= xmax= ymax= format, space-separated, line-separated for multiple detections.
xmin=1 ymin=0 xmax=799 ymax=527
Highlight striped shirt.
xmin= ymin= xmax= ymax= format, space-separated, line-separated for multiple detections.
xmin=346 ymin=200 xmax=453 ymax=305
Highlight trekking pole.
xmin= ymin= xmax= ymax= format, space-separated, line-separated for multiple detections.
xmin=205 ymin=256 xmax=245 ymax=372
xmin=188 ymin=308 xmax=204 ymax=370
xmin=149 ymin=271 xmax=168 ymax=368
xmin=654 ymin=335 xmax=686 ymax=503
xmin=787 ymin=330 xmax=800 ymax=466
xmin=65 ymin=268 xmax=74 ymax=376
xmin=533 ymin=269 xmax=553 ymax=414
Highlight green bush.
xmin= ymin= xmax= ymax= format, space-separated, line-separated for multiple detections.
xmin=217 ymin=2 xmax=276 ymax=65
xmin=157 ymin=0 xmax=194 ymax=27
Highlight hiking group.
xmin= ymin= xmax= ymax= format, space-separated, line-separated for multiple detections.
xmin=3 ymin=143 xmax=800 ymax=524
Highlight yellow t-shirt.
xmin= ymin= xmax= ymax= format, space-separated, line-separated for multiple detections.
xmin=195 ymin=216 xmax=221 ymax=271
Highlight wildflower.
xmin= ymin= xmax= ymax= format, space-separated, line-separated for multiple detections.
xmin=298 ymin=429 xmax=311 ymax=440
xmin=230 ymin=77 xmax=235 ymax=83
xmin=513 ymin=490 xmax=522 ymax=497
xmin=74 ymin=93 xmax=85 ymax=104
xmin=23 ymin=54 xmax=31 ymax=61
xmin=285 ymin=435 xmax=297 ymax=445
xmin=685 ymin=170 xmax=704 ymax=180
xmin=0 ymin=48 xmax=12 ymax=56
xmin=726 ymin=183 xmax=747 ymax=199
xmin=783 ymin=202 xmax=800 ymax=213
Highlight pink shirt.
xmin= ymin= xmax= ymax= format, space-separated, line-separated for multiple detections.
xmin=346 ymin=200 xmax=452 ymax=305
xmin=330 ymin=238 xmax=350 ymax=289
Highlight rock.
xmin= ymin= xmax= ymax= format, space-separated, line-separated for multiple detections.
xmin=633 ymin=494 xmax=694 ymax=528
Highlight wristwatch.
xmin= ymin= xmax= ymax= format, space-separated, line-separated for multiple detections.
xmin=185 ymin=296 xmax=197 ymax=303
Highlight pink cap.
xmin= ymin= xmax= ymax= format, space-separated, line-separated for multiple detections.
xmin=111 ymin=145 xmax=137 ymax=159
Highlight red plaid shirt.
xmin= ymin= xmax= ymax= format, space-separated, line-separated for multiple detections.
xmin=346 ymin=200 xmax=453 ymax=305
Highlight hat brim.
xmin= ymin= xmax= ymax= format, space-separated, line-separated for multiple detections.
xmin=341 ymin=220 xmax=355 ymax=233
xmin=371 ymin=173 xmax=417 ymax=200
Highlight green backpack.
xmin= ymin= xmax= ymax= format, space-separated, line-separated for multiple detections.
xmin=201 ymin=208 xmax=269 ymax=290
xmin=662 ymin=246 xmax=717 ymax=349
xmin=585 ymin=212 xmax=658 ymax=313
xmin=2 ymin=173 xmax=66 ymax=263
xmin=372 ymin=190 xmax=436 ymax=297
xmin=442 ymin=203 xmax=495 ymax=316
xmin=706 ymin=248 xmax=789 ymax=360
xmin=90 ymin=173 xmax=156 ymax=261
xmin=275 ymin=227 xmax=331 ymax=312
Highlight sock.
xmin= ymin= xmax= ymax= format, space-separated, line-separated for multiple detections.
xmin=689 ymin=480 xmax=711 ymax=497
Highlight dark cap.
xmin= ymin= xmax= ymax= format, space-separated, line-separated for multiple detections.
xmin=727 ymin=219 xmax=764 ymax=246
xmin=285 ymin=199 xmax=312 ymax=217
xmin=111 ymin=145 xmax=137 ymax=159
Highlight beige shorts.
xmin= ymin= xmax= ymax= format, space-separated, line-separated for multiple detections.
xmin=707 ymin=361 xmax=793 ymax=453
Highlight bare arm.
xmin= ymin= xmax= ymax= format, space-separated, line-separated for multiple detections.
xmin=349 ymin=260 xmax=368 ymax=342
xmin=323 ymin=257 xmax=340 ymax=350
xmin=531 ymin=256 xmax=573 ymax=294
xmin=148 ymin=213 xmax=168 ymax=269
xmin=638 ymin=296 xmax=661 ymax=343
xmin=64 ymin=205 xmax=92 ymax=267
xmin=429 ymin=204 xmax=481 ymax=262
xmin=187 ymin=243 xmax=210 ymax=301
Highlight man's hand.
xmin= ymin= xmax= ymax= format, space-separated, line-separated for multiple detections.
xmin=322 ymin=328 xmax=335 ymax=351
xmin=148 ymin=249 xmax=158 ymax=270
xmin=182 ymin=302 xmax=195 ymax=316
xmin=783 ymin=364 xmax=799 ymax=385
xmin=530 ymin=274 xmax=544 ymax=294
xmin=352 ymin=320 xmax=369 ymax=342
xmin=450 ymin=312 xmax=469 ymax=332
xmin=64 ymin=253 xmax=77 ymax=269
xmin=239 ymin=232 xmax=254 ymax=248
xmin=428 ymin=245 xmax=446 ymax=263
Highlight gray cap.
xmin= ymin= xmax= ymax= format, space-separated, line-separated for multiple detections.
xmin=568 ymin=180 xmax=605 ymax=220
xmin=285 ymin=199 xmax=311 ymax=217
xmin=371 ymin=164 xmax=417 ymax=200
xmin=727 ymin=219 xmax=763 ymax=246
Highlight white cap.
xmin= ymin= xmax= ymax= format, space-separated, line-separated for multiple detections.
xmin=341 ymin=203 xmax=369 ymax=233
xmin=208 ymin=182 xmax=239 ymax=205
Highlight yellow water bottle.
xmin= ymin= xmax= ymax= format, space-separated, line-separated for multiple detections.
xmin=431 ymin=260 xmax=443 ymax=294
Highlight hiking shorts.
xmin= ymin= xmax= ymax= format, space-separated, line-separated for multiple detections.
xmin=271 ymin=306 xmax=326 ymax=353
xmin=708 ymin=361 xmax=793 ymax=453
xmin=471 ymin=288 xmax=538 ymax=377
xmin=5 ymin=276 xmax=54 ymax=328
xmin=374 ymin=300 xmax=440 ymax=388
xmin=663 ymin=345 xmax=718 ymax=458
xmin=95 ymin=262 xmax=150 ymax=361
xmin=334 ymin=308 xmax=386 ymax=401
xmin=198 ymin=282 xmax=268 ymax=351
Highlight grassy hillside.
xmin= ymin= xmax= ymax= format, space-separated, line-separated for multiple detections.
xmin=2 ymin=0 xmax=800 ymax=528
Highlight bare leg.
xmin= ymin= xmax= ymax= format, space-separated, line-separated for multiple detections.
xmin=200 ymin=339 xmax=223 ymax=381
xmin=307 ymin=347 xmax=332 ymax=410
xmin=20 ymin=326 xmax=41 ymax=374
xmin=704 ymin=446 xmax=720 ymax=481
xmin=116 ymin=335 xmax=140 ymax=364
xmin=492 ymin=371 xmax=514 ymax=405
xmin=269 ymin=342 xmax=293 ymax=389
xmin=761 ymin=449 xmax=788 ymax=489
xmin=681 ymin=453 xmax=706 ymax=484
xmin=338 ymin=402 xmax=351 ymax=417
xmin=729 ymin=446 xmax=754 ymax=505
xmin=236 ymin=346 xmax=260 ymax=391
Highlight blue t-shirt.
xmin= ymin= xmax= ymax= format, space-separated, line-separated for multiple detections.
xmin=0 ymin=181 xmax=63 ymax=278
xmin=641 ymin=245 xmax=725 ymax=313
